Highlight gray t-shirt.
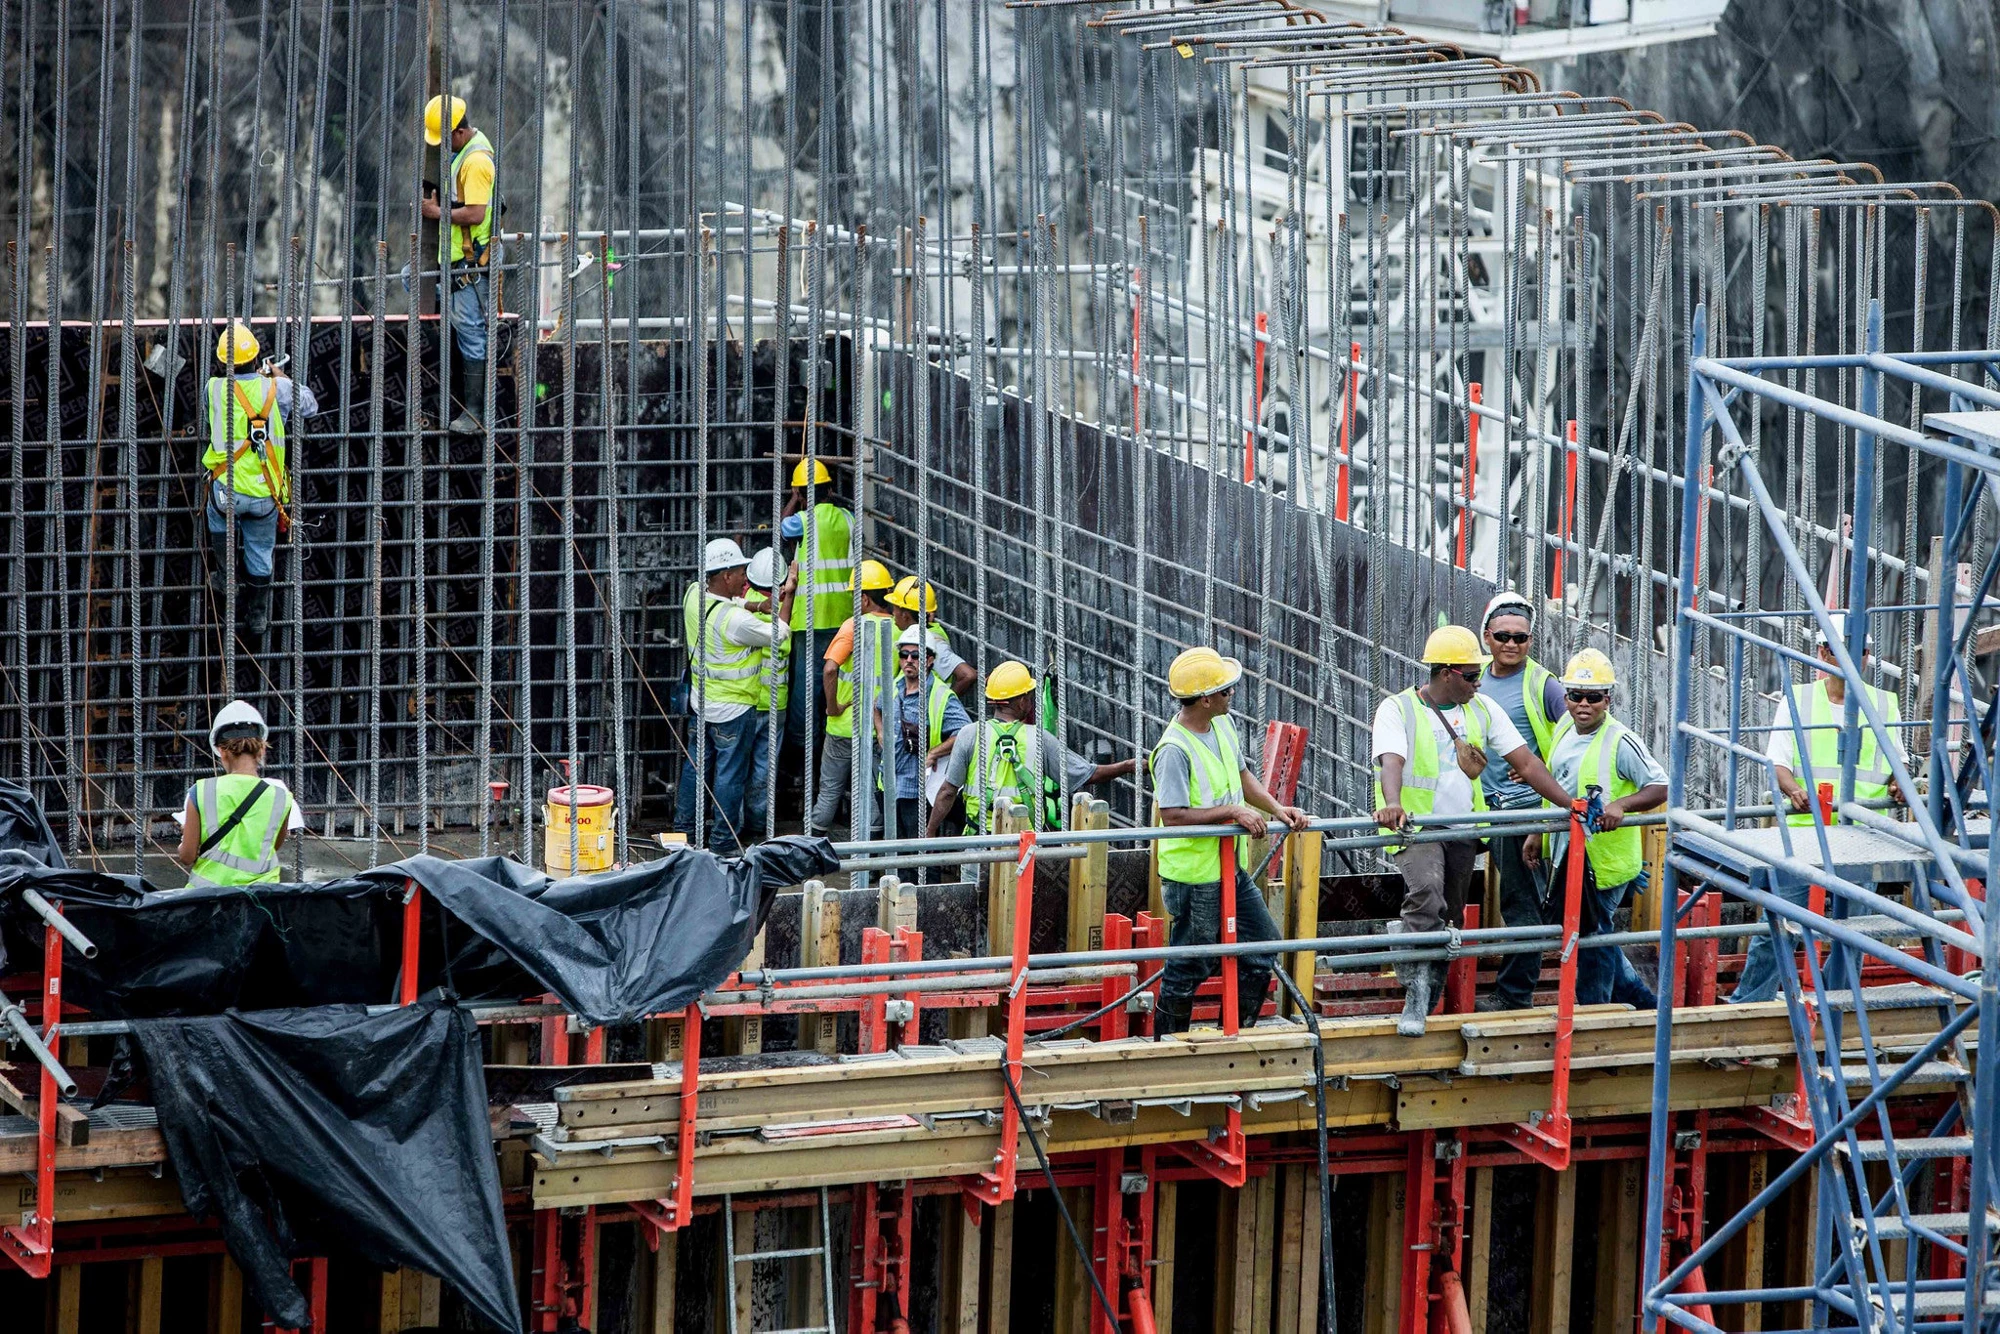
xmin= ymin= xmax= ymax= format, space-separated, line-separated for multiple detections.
xmin=1152 ymin=726 xmax=1228 ymax=809
xmin=1478 ymin=665 xmax=1566 ymax=808
xmin=942 ymin=721 xmax=1095 ymax=792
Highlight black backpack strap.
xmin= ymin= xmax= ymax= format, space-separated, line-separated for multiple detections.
xmin=199 ymin=779 xmax=271 ymax=855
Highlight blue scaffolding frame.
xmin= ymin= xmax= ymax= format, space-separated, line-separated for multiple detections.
xmin=1642 ymin=302 xmax=2000 ymax=1332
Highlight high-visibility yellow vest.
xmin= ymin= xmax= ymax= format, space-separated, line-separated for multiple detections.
xmin=1150 ymin=716 xmax=1250 ymax=883
xmin=825 ymin=612 xmax=895 ymax=740
xmin=1519 ymin=658 xmax=1558 ymax=756
xmin=790 ymin=504 xmax=854 ymax=632
xmin=1548 ymin=715 xmax=1644 ymax=886
xmin=684 ymin=583 xmax=764 ymax=709
xmin=203 ymin=376 xmax=290 ymax=502
xmin=1372 ymin=688 xmax=1493 ymax=834
xmin=755 ymin=612 xmax=791 ymax=711
xmin=964 ymin=720 xmax=1064 ymax=832
xmin=444 ymin=130 xmax=496 ymax=265
xmin=186 ymin=774 xmax=290 ymax=887
xmin=1786 ymin=679 xmax=1899 ymax=826
xmin=878 ymin=677 xmax=953 ymax=792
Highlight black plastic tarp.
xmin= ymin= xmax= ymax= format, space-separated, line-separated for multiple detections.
xmin=133 ymin=1000 xmax=520 ymax=1332
xmin=0 ymin=776 xmax=65 ymax=867
xmin=0 ymin=836 xmax=835 ymax=1025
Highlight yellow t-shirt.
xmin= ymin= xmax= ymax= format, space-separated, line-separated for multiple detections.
xmin=456 ymin=148 xmax=495 ymax=208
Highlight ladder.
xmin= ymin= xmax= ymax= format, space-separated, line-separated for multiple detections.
xmin=723 ymin=1186 xmax=839 ymax=1334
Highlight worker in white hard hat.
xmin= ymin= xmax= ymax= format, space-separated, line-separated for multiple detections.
xmin=872 ymin=623 xmax=971 ymax=851
xmin=405 ymin=94 xmax=497 ymax=436
xmin=1150 ymin=645 xmax=1310 ymax=1038
xmin=1372 ymin=625 xmax=1572 ymax=1034
xmin=175 ymin=700 xmax=303 ymax=887
xmin=1732 ymin=611 xmax=1907 ymax=1004
xmin=742 ymin=547 xmax=799 ymax=839
xmin=1475 ymin=590 xmax=1571 ymax=1011
xmin=202 ymin=320 xmax=319 ymax=639
xmin=779 ymin=459 xmax=853 ymax=757
xmin=676 ymin=537 xmax=790 ymax=853
xmin=1522 ymin=649 xmax=1666 ymax=1009
xmin=808 ymin=559 xmax=900 ymax=838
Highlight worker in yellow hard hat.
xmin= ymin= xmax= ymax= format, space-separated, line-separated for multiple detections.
xmin=202 ymin=320 xmax=318 ymax=639
xmin=809 ymin=558 xmax=898 ymax=836
xmin=1522 ymin=648 xmax=1665 ymax=1009
xmin=926 ymin=661 xmax=1136 ymax=839
xmin=1149 ymin=645 xmax=1310 ymax=1038
xmin=886 ymin=576 xmax=978 ymax=698
xmin=780 ymin=458 xmax=853 ymax=757
xmin=407 ymin=94 xmax=497 ymax=436
xmin=1371 ymin=624 xmax=1572 ymax=1034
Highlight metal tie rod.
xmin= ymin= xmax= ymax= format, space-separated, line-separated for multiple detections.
xmin=19 ymin=888 xmax=98 ymax=959
xmin=1 ymin=997 xmax=77 ymax=1098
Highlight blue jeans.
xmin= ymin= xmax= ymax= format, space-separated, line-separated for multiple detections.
xmin=1158 ymin=874 xmax=1283 ymax=1022
xmin=206 ymin=483 xmax=279 ymax=581
xmin=400 ymin=264 xmax=490 ymax=361
xmin=1566 ymin=858 xmax=1658 ymax=1009
xmin=745 ymin=706 xmax=784 ymax=836
xmin=675 ymin=710 xmax=765 ymax=854
xmin=1729 ymin=871 xmax=1813 ymax=1005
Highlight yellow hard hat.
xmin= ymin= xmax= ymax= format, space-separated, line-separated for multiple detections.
xmin=1420 ymin=625 xmax=1487 ymax=666
xmin=987 ymin=661 xmax=1036 ymax=702
xmin=1167 ymin=646 xmax=1243 ymax=700
xmin=886 ymin=576 xmax=938 ymax=614
xmin=791 ymin=458 xmax=832 ymax=487
xmin=424 ymin=95 xmax=468 ymax=146
xmin=850 ymin=558 xmax=894 ymax=593
xmin=214 ymin=321 xmax=260 ymax=366
xmin=1560 ymin=648 xmax=1617 ymax=690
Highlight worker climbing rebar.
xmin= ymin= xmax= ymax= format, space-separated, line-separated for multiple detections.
xmin=202 ymin=321 xmax=316 ymax=640
xmin=410 ymin=93 xmax=497 ymax=436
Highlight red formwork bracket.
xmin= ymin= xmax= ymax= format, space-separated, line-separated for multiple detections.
xmin=1176 ymin=839 xmax=1247 ymax=1188
xmin=963 ymin=831 xmax=1038 ymax=1211
xmin=0 ymin=916 xmax=65 ymax=1279
xmin=849 ymin=1180 xmax=915 ymax=1334
xmin=627 ymin=1006 xmax=706 ymax=1246
xmin=1494 ymin=806 xmax=1586 ymax=1171
xmin=1261 ymin=721 xmax=1309 ymax=807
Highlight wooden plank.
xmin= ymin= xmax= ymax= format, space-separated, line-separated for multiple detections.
xmin=214 ymin=1256 xmax=243 ymax=1334
xmin=1592 ymin=1161 xmax=1642 ymax=1334
xmin=723 ymin=929 xmax=767 ymax=1056
xmin=1212 ymin=1179 xmax=1240 ymax=1331
xmin=1067 ymin=798 xmax=1110 ymax=952
xmin=983 ymin=1200 xmax=1014 ymax=1334
xmin=1300 ymin=1169 xmax=1322 ymax=1334
xmin=1054 ymin=1186 xmax=1090 ymax=1334
xmin=987 ymin=805 xmax=1028 ymax=958
xmin=1529 ymin=1167 xmax=1577 ymax=1334
xmin=56 ymin=1262 xmax=83 ymax=1334
xmin=802 ymin=881 xmax=841 ymax=1055
xmin=650 ymin=1229 xmax=678 ymax=1333
xmin=1362 ymin=1172 xmax=1405 ymax=1334
xmin=1737 ymin=1152 xmax=1767 ymax=1332
xmin=132 ymin=1255 xmax=164 ymax=1334
xmin=380 ymin=1272 xmax=403 ymax=1332
xmin=1275 ymin=1166 xmax=1306 ymax=1334
xmin=0 ymin=1065 xmax=91 ymax=1146
xmin=1468 ymin=1167 xmax=1494 ymax=1334
xmin=1284 ymin=832 xmax=1323 ymax=1015
xmin=878 ymin=875 xmax=918 ymax=935
xmin=1153 ymin=1181 xmax=1178 ymax=1334
xmin=1249 ymin=1170 xmax=1277 ymax=1334
xmin=941 ymin=1197 xmax=982 ymax=1334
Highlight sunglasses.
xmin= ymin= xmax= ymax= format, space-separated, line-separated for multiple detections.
xmin=1489 ymin=631 xmax=1531 ymax=645
xmin=897 ymin=648 xmax=923 ymax=659
xmin=1566 ymin=690 xmax=1608 ymax=704
xmin=1448 ymin=666 xmax=1483 ymax=683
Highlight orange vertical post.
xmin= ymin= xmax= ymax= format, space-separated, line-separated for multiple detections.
xmin=1244 ymin=312 xmax=1268 ymax=483
xmin=1553 ymin=420 xmax=1577 ymax=599
xmin=1336 ymin=341 xmax=1358 ymax=522
xmin=1456 ymin=384 xmax=1483 ymax=570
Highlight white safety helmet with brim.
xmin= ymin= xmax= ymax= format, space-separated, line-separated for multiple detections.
xmin=746 ymin=547 xmax=783 ymax=590
xmin=703 ymin=537 xmax=750 ymax=574
xmin=1482 ymin=589 xmax=1535 ymax=632
xmin=895 ymin=623 xmax=934 ymax=651
xmin=210 ymin=699 xmax=269 ymax=749
xmin=1814 ymin=613 xmax=1874 ymax=653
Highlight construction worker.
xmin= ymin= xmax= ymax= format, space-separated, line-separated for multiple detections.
xmin=676 ymin=538 xmax=790 ymax=854
xmin=1523 ymin=649 xmax=1666 ymax=1009
xmin=203 ymin=321 xmax=317 ymax=638
xmin=1476 ymin=590 xmax=1570 ymax=1011
xmin=1372 ymin=625 xmax=1573 ymax=1034
xmin=875 ymin=624 xmax=971 ymax=842
xmin=809 ymin=559 xmax=899 ymax=837
xmin=413 ymin=94 xmax=497 ymax=435
xmin=175 ymin=700 xmax=301 ymax=887
xmin=1732 ymin=613 xmax=1906 ymax=1003
xmin=743 ymin=547 xmax=799 ymax=838
xmin=780 ymin=459 xmax=853 ymax=753
xmin=926 ymin=660 xmax=1136 ymax=838
xmin=1151 ymin=646 xmax=1310 ymax=1037
xmin=886 ymin=576 xmax=979 ymax=697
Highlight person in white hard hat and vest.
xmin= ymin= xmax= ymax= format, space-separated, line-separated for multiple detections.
xmin=1524 ymin=649 xmax=1666 ymax=1009
xmin=1476 ymin=590 xmax=1571 ymax=1011
xmin=203 ymin=321 xmax=318 ymax=639
xmin=176 ymin=701 xmax=303 ymax=887
xmin=809 ymin=559 xmax=899 ymax=838
xmin=677 ymin=537 xmax=788 ymax=853
xmin=886 ymin=577 xmax=979 ymax=699
xmin=1151 ymin=646 xmax=1310 ymax=1038
xmin=1372 ymin=625 xmax=1573 ymax=1034
xmin=927 ymin=660 xmax=1136 ymax=839
xmin=780 ymin=459 xmax=853 ymax=754
xmin=743 ymin=547 xmax=799 ymax=839
xmin=874 ymin=624 xmax=971 ymax=850
xmin=1731 ymin=612 xmax=1907 ymax=1003
xmin=410 ymin=94 xmax=497 ymax=436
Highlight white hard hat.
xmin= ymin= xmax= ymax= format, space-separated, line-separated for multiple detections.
xmin=746 ymin=547 xmax=782 ymax=589
xmin=1482 ymin=589 xmax=1535 ymax=631
xmin=1814 ymin=613 xmax=1873 ymax=652
xmin=896 ymin=623 xmax=932 ymax=650
xmin=210 ymin=699 xmax=269 ymax=748
xmin=703 ymin=537 xmax=749 ymax=573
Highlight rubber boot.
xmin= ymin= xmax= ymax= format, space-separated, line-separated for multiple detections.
xmin=206 ymin=521 xmax=229 ymax=597
xmin=1153 ymin=1001 xmax=1192 ymax=1040
xmin=1394 ymin=963 xmax=1433 ymax=1037
xmin=450 ymin=358 xmax=487 ymax=435
xmin=242 ymin=580 xmax=272 ymax=638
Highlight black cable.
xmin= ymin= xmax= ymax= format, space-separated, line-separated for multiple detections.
xmin=1000 ymin=1055 xmax=1122 ymax=1327
xmin=1276 ymin=966 xmax=1337 ymax=1334
xmin=1030 ymin=966 xmax=1167 ymax=1044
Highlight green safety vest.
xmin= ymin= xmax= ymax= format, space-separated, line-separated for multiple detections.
xmin=825 ymin=612 xmax=895 ymax=739
xmin=1548 ymin=715 xmax=1644 ymax=887
xmin=1786 ymin=679 xmax=1899 ymax=826
xmin=755 ymin=608 xmax=790 ymax=712
xmin=963 ymin=720 xmax=1064 ymax=832
xmin=1150 ymin=715 xmax=1251 ymax=883
xmin=1372 ymin=688 xmax=1493 ymax=834
xmin=790 ymin=504 xmax=854 ymax=632
xmin=442 ymin=130 xmax=496 ymax=265
xmin=1519 ymin=658 xmax=1558 ymax=757
xmin=879 ymin=676 xmax=954 ymax=792
xmin=187 ymin=774 xmax=290 ymax=887
xmin=684 ymin=583 xmax=764 ymax=709
xmin=204 ymin=375 xmax=289 ymax=502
